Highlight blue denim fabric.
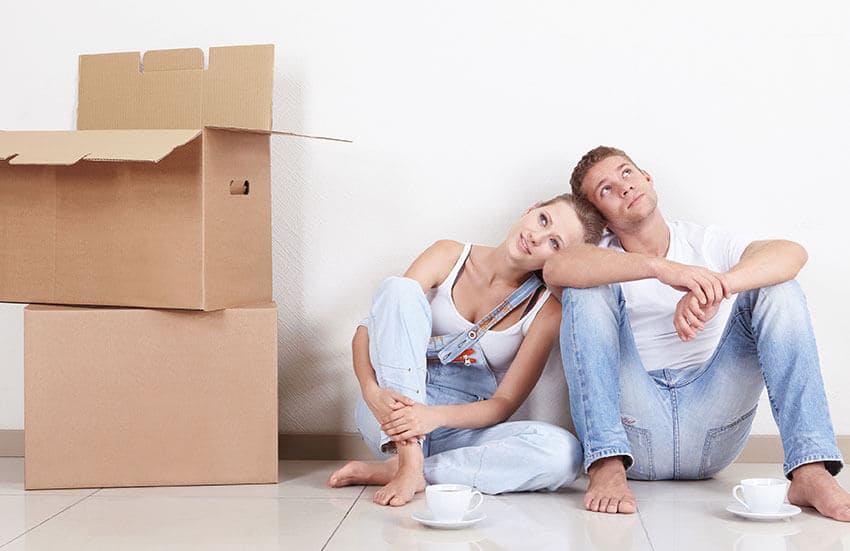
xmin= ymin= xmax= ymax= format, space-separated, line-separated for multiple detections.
xmin=560 ymin=280 xmax=843 ymax=480
xmin=356 ymin=276 xmax=582 ymax=494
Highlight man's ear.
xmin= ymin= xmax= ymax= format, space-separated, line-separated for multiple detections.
xmin=640 ymin=169 xmax=653 ymax=185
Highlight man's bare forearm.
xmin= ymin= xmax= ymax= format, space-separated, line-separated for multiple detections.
xmin=724 ymin=240 xmax=808 ymax=294
xmin=542 ymin=244 xmax=661 ymax=288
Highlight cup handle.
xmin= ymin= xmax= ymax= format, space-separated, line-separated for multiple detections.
xmin=467 ymin=490 xmax=484 ymax=513
xmin=732 ymin=485 xmax=749 ymax=510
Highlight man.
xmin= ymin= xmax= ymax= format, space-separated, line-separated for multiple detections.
xmin=543 ymin=146 xmax=850 ymax=520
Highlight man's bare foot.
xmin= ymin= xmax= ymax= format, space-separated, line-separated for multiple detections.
xmin=328 ymin=457 xmax=398 ymax=488
xmin=585 ymin=456 xmax=637 ymax=514
xmin=373 ymin=441 xmax=426 ymax=507
xmin=788 ymin=462 xmax=850 ymax=521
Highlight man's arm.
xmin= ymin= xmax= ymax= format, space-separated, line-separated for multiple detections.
xmin=672 ymin=240 xmax=807 ymax=341
xmin=543 ymin=243 xmax=729 ymax=305
xmin=724 ymin=240 xmax=808 ymax=294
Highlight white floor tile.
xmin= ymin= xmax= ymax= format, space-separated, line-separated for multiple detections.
xmin=0 ymin=493 xmax=93 ymax=547
xmin=3 ymin=460 xmax=850 ymax=550
xmin=636 ymin=463 xmax=850 ymax=551
xmin=326 ymin=489 xmax=653 ymax=551
xmin=95 ymin=460 xmax=363 ymax=500
xmin=2 ymin=495 xmax=356 ymax=551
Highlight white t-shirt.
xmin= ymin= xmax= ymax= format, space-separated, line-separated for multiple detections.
xmin=601 ymin=220 xmax=752 ymax=372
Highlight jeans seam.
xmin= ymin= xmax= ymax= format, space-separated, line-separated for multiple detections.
xmin=669 ymin=376 xmax=680 ymax=479
xmin=698 ymin=404 xmax=758 ymax=478
xmin=566 ymin=291 xmax=595 ymax=456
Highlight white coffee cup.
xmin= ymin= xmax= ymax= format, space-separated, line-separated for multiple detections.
xmin=732 ymin=478 xmax=788 ymax=514
xmin=425 ymin=484 xmax=484 ymax=522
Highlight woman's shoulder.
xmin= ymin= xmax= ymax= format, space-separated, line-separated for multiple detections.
xmin=429 ymin=239 xmax=466 ymax=256
xmin=404 ymin=240 xmax=468 ymax=290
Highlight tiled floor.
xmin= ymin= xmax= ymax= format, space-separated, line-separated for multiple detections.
xmin=1 ymin=459 xmax=850 ymax=550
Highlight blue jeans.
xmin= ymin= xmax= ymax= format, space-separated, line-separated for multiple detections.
xmin=560 ymin=280 xmax=843 ymax=479
xmin=356 ymin=276 xmax=582 ymax=494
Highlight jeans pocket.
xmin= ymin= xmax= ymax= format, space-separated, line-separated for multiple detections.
xmin=699 ymin=405 xmax=757 ymax=479
xmin=624 ymin=424 xmax=655 ymax=480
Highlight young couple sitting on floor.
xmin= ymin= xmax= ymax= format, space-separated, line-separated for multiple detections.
xmin=328 ymin=146 xmax=850 ymax=522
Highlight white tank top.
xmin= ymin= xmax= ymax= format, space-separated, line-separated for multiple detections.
xmin=427 ymin=243 xmax=551 ymax=382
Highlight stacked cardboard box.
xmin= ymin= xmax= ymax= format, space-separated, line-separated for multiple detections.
xmin=1 ymin=45 xmax=284 ymax=489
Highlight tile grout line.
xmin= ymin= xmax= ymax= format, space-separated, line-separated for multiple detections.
xmin=635 ymin=505 xmax=658 ymax=551
xmin=0 ymin=488 xmax=102 ymax=549
xmin=320 ymin=485 xmax=367 ymax=551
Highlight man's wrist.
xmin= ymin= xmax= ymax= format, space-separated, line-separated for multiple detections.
xmin=647 ymin=255 xmax=666 ymax=280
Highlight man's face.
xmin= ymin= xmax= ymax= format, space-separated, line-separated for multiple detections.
xmin=580 ymin=155 xmax=658 ymax=232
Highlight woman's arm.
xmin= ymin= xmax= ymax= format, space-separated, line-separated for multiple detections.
xmin=380 ymin=296 xmax=561 ymax=441
xmin=352 ymin=325 xmax=414 ymax=424
xmin=352 ymin=240 xmax=463 ymax=423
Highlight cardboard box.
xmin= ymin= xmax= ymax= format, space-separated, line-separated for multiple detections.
xmin=0 ymin=45 xmax=280 ymax=310
xmin=24 ymin=302 xmax=278 ymax=489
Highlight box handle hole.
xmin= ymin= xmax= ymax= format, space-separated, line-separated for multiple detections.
xmin=230 ymin=180 xmax=250 ymax=195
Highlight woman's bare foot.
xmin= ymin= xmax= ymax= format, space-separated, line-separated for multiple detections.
xmin=788 ymin=462 xmax=850 ymax=521
xmin=327 ymin=457 xmax=398 ymax=488
xmin=373 ymin=441 xmax=426 ymax=507
xmin=585 ymin=456 xmax=637 ymax=514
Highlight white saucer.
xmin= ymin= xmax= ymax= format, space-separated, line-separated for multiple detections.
xmin=411 ymin=511 xmax=487 ymax=529
xmin=726 ymin=503 xmax=801 ymax=521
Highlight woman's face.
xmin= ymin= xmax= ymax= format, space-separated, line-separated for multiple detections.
xmin=507 ymin=200 xmax=585 ymax=269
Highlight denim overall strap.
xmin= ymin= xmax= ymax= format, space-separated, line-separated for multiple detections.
xmin=436 ymin=274 xmax=543 ymax=365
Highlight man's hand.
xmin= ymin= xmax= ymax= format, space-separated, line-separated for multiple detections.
xmin=655 ymin=260 xmax=730 ymax=305
xmin=381 ymin=403 xmax=443 ymax=442
xmin=363 ymin=385 xmax=415 ymax=425
xmin=674 ymin=291 xmax=722 ymax=341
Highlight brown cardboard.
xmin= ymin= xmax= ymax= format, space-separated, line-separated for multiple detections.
xmin=0 ymin=45 xmax=279 ymax=310
xmin=24 ymin=302 xmax=278 ymax=490
xmin=0 ymin=127 xmax=271 ymax=310
xmin=77 ymin=45 xmax=274 ymax=132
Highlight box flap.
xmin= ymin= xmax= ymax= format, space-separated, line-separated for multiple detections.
xmin=77 ymin=45 xmax=273 ymax=132
xmin=0 ymin=130 xmax=201 ymax=165
xmin=204 ymin=126 xmax=353 ymax=143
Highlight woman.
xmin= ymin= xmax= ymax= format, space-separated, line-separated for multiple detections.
xmin=329 ymin=193 xmax=604 ymax=506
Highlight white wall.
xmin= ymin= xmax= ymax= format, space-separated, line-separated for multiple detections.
xmin=1 ymin=1 xmax=848 ymax=436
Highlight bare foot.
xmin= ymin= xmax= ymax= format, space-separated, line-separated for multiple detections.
xmin=584 ymin=456 xmax=637 ymax=514
xmin=788 ymin=462 xmax=850 ymax=521
xmin=373 ymin=441 xmax=426 ymax=507
xmin=328 ymin=457 xmax=398 ymax=488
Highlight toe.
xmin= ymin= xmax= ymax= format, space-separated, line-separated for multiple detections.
xmin=597 ymin=497 xmax=610 ymax=513
xmin=619 ymin=499 xmax=637 ymax=514
xmin=606 ymin=499 xmax=619 ymax=514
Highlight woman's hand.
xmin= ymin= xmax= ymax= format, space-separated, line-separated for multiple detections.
xmin=381 ymin=403 xmax=444 ymax=442
xmin=363 ymin=385 xmax=415 ymax=425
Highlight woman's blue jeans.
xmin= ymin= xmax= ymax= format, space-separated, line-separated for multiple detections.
xmin=356 ymin=277 xmax=582 ymax=494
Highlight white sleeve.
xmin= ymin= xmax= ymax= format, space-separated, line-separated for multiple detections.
xmin=702 ymin=225 xmax=754 ymax=272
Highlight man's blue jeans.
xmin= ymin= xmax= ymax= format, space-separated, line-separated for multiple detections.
xmin=560 ymin=280 xmax=843 ymax=479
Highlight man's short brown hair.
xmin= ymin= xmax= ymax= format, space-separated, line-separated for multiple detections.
xmin=570 ymin=146 xmax=636 ymax=199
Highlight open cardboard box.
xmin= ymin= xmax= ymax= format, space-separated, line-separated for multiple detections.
xmin=24 ymin=302 xmax=279 ymax=489
xmin=0 ymin=44 xmax=338 ymax=310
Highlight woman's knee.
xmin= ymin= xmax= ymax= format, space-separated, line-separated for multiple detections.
xmin=374 ymin=276 xmax=424 ymax=303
